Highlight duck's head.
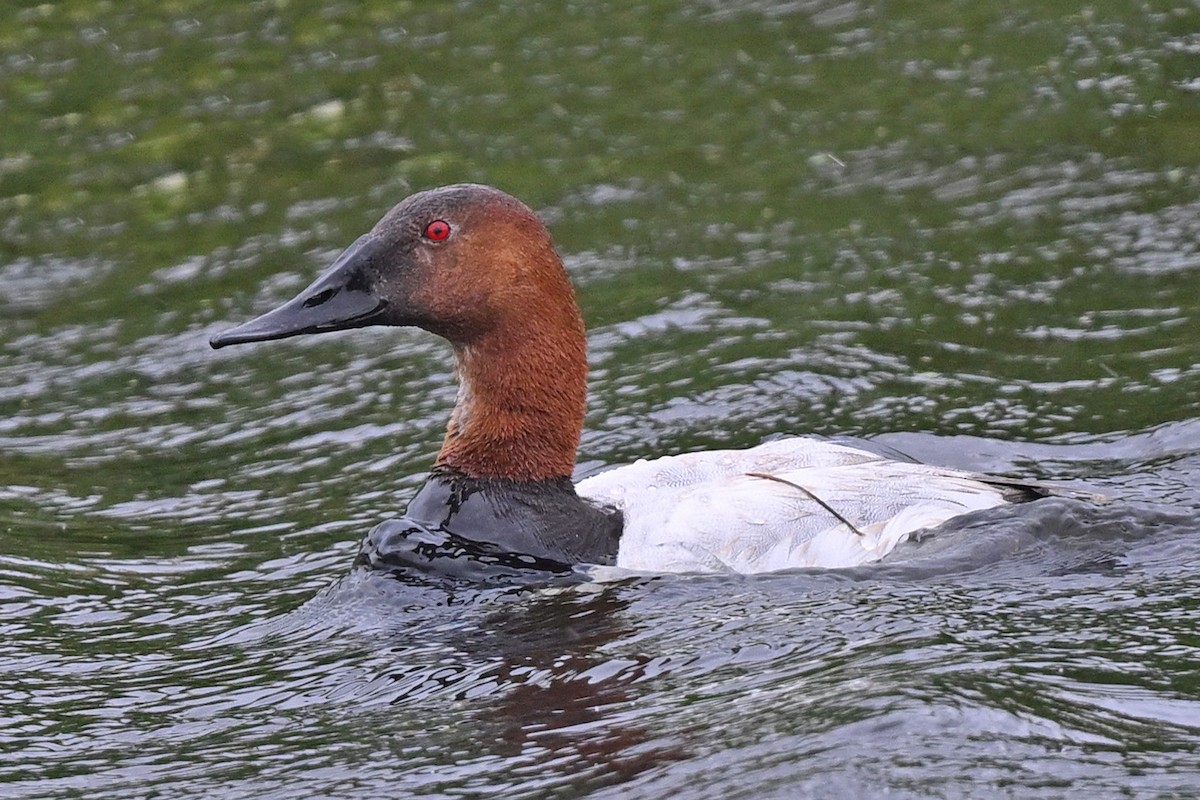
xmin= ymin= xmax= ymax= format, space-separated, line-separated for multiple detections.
xmin=210 ymin=183 xmax=572 ymax=350
xmin=210 ymin=183 xmax=589 ymax=481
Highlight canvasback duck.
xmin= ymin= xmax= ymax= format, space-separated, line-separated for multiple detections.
xmin=211 ymin=183 xmax=1094 ymax=576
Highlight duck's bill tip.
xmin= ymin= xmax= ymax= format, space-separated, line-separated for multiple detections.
xmin=208 ymin=317 xmax=306 ymax=349
xmin=208 ymin=303 xmax=315 ymax=348
xmin=209 ymin=330 xmax=234 ymax=349
xmin=208 ymin=324 xmax=287 ymax=349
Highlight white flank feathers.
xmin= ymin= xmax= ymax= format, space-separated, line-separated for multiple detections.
xmin=577 ymin=438 xmax=1018 ymax=573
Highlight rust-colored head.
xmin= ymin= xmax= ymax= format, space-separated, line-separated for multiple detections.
xmin=210 ymin=184 xmax=589 ymax=481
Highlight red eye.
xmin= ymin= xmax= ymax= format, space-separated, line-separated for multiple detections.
xmin=424 ymin=219 xmax=451 ymax=241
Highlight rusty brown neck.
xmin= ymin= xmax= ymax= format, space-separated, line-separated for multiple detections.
xmin=433 ymin=306 xmax=588 ymax=482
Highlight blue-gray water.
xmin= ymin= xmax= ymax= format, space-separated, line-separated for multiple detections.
xmin=2 ymin=2 xmax=1198 ymax=797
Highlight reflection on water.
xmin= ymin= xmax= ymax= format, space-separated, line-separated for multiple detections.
xmin=2 ymin=0 xmax=1199 ymax=796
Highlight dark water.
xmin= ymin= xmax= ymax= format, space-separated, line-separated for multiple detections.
xmin=2 ymin=1 xmax=1199 ymax=797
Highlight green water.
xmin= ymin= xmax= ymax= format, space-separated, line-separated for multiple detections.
xmin=2 ymin=1 xmax=1199 ymax=797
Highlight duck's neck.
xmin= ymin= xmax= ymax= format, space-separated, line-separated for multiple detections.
xmin=434 ymin=307 xmax=588 ymax=482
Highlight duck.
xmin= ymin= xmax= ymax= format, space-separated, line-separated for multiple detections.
xmin=210 ymin=183 xmax=1097 ymax=576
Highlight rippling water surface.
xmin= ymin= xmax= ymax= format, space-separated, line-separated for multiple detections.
xmin=2 ymin=1 xmax=1198 ymax=797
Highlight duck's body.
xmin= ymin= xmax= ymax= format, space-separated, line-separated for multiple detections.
xmin=211 ymin=183 xmax=1094 ymax=576
xmin=577 ymin=438 xmax=1049 ymax=573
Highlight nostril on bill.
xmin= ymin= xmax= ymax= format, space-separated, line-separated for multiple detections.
xmin=303 ymin=288 xmax=338 ymax=308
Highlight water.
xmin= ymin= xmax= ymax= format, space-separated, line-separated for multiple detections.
xmin=2 ymin=1 xmax=1199 ymax=797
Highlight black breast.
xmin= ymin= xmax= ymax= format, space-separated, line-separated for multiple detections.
xmin=358 ymin=470 xmax=623 ymax=582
